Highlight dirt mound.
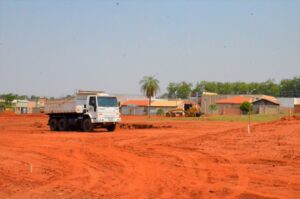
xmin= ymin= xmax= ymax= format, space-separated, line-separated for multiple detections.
xmin=280 ymin=115 xmax=300 ymax=121
xmin=238 ymin=192 xmax=276 ymax=199
xmin=119 ymin=123 xmax=172 ymax=129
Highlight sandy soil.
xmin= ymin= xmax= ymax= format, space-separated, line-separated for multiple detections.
xmin=0 ymin=113 xmax=299 ymax=199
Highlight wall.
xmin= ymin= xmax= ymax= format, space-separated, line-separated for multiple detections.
xmin=277 ymin=98 xmax=295 ymax=108
xmin=252 ymin=100 xmax=279 ymax=114
xmin=201 ymin=94 xmax=265 ymax=114
xmin=256 ymin=106 xmax=279 ymax=114
xmin=217 ymin=104 xmax=242 ymax=115
xmin=120 ymin=106 xmax=146 ymax=115
xmin=295 ymin=105 xmax=300 ymax=114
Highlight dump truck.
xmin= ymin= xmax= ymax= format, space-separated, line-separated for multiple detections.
xmin=45 ymin=90 xmax=121 ymax=132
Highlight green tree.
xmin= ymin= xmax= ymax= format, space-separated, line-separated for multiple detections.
xmin=240 ymin=102 xmax=253 ymax=114
xmin=176 ymin=82 xmax=192 ymax=99
xmin=139 ymin=76 xmax=160 ymax=117
xmin=30 ymin=95 xmax=40 ymax=101
xmin=280 ymin=76 xmax=300 ymax=97
xmin=156 ymin=108 xmax=165 ymax=116
xmin=233 ymin=82 xmax=248 ymax=94
xmin=194 ymin=81 xmax=218 ymax=93
xmin=2 ymin=93 xmax=17 ymax=108
xmin=218 ymin=82 xmax=233 ymax=94
xmin=167 ymin=82 xmax=178 ymax=99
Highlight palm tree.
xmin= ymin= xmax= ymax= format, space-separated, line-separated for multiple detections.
xmin=139 ymin=76 xmax=160 ymax=117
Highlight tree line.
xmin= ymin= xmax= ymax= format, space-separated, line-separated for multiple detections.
xmin=163 ymin=76 xmax=300 ymax=99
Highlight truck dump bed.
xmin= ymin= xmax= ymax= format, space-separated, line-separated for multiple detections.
xmin=45 ymin=97 xmax=83 ymax=114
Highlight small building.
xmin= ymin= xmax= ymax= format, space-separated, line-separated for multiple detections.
xmin=11 ymin=99 xmax=42 ymax=114
xmin=216 ymin=96 xmax=252 ymax=115
xmin=12 ymin=100 xmax=28 ymax=114
xmin=252 ymin=97 xmax=280 ymax=114
xmin=150 ymin=100 xmax=183 ymax=115
xmin=120 ymin=99 xmax=199 ymax=116
xmin=120 ymin=100 xmax=149 ymax=115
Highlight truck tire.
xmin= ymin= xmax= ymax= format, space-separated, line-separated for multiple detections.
xmin=49 ymin=118 xmax=58 ymax=131
xmin=82 ymin=118 xmax=93 ymax=132
xmin=58 ymin=118 xmax=68 ymax=131
xmin=107 ymin=124 xmax=116 ymax=132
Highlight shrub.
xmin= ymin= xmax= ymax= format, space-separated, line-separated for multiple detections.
xmin=240 ymin=102 xmax=253 ymax=114
xmin=156 ymin=108 xmax=165 ymax=116
xmin=209 ymin=104 xmax=217 ymax=114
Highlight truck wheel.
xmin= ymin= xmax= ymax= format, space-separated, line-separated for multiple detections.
xmin=49 ymin=118 xmax=58 ymax=131
xmin=58 ymin=118 xmax=68 ymax=131
xmin=107 ymin=124 xmax=116 ymax=132
xmin=82 ymin=118 xmax=93 ymax=132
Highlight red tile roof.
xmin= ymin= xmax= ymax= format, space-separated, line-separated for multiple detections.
xmin=121 ymin=100 xmax=149 ymax=107
xmin=216 ymin=96 xmax=252 ymax=104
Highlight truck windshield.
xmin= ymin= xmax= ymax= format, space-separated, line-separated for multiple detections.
xmin=97 ymin=97 xmax=118 ymax=107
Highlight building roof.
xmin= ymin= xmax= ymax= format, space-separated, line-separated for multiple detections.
xmin=121 ymin=100 xmax=149 ymax=107
xmin=151 ymin=100 xmax=181 ymax=107
xmin=294 ymin=98 xmax=300 ymax=105
xmin=121 ymin=99 xmax=182 ymax=107
xmin=202 ymin=92 xmax=218 ymax=96
xmin=216 ymin=96 xmax=252 ymax=104
xmin=252 ymin=97 xmax=280 ymax=105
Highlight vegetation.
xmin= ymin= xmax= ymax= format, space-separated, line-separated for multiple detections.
xmin=166 ymin=81 xmax=193 ymax=99
xmin=156 ymin=108 xmax=165 ymax=116
xmin=0 ymin=93 xmax=19 ymax=108
xmin=240 ymin=102 xmax=253 ymax=114
xmin=164 ymin=77 xmax=300 ymax=99
xmin=192 ymin=77 xmax=300 ymax=97
xmin=280 ymin=76 xmax=300 ymax=97
xmin=139 ymin=76 xmax=160 ymax=117
xmin=209 ymin=104 xmax=218 ymax=114
xmin=148 ymin=114 xmax=286 ymax=123
xmin=203 ymin=114 xmax=285 ymax=122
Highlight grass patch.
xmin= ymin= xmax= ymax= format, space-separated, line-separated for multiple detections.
xmin=148 ymin=114 xmax=287 ymax=123
xmin=203 ymin=114 xmax=286 ymax=122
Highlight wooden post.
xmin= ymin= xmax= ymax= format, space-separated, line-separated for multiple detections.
xmin=248 ymin=107 xmax=252 ymax=134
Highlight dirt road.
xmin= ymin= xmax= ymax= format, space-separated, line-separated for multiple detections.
xmin=0 ymin=113 xmax=299 ymax=198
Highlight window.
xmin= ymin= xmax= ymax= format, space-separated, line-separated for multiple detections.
xmin=97 ymin=97 xmax=118 ymax=107
xmin=89 ymin=97 xmax=96 ymax=106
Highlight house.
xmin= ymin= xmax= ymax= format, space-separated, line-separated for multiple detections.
xmin=150 ymin=100 xmax=183 ymax=115
xmin=12 ymin=100 xmax=28 ymax=114
xmin=120 ymin=100 xmax=149 ymax=115
xmin=120 ymin=99 xmax=199 ymax=115
xmin=11 ymin=99 xmax=43 ymax=114
xmin=216 ymin=96 xmax=252 ymax=115
xmin=252 ymin=96 xmax=280 ymax=114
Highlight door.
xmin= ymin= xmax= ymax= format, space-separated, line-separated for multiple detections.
xmin=88 ymin=96 xmax=97 ymax=119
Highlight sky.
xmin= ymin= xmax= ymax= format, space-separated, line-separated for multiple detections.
xmin=0 ymin=0 xmax=300 ymax=97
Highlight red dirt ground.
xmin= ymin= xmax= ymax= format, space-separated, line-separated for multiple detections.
xmin=0 ymin=113 xmax=299 ymax=199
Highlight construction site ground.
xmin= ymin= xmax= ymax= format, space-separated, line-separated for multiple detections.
xmin=0 ymin=113 xmax=299 ymax=199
